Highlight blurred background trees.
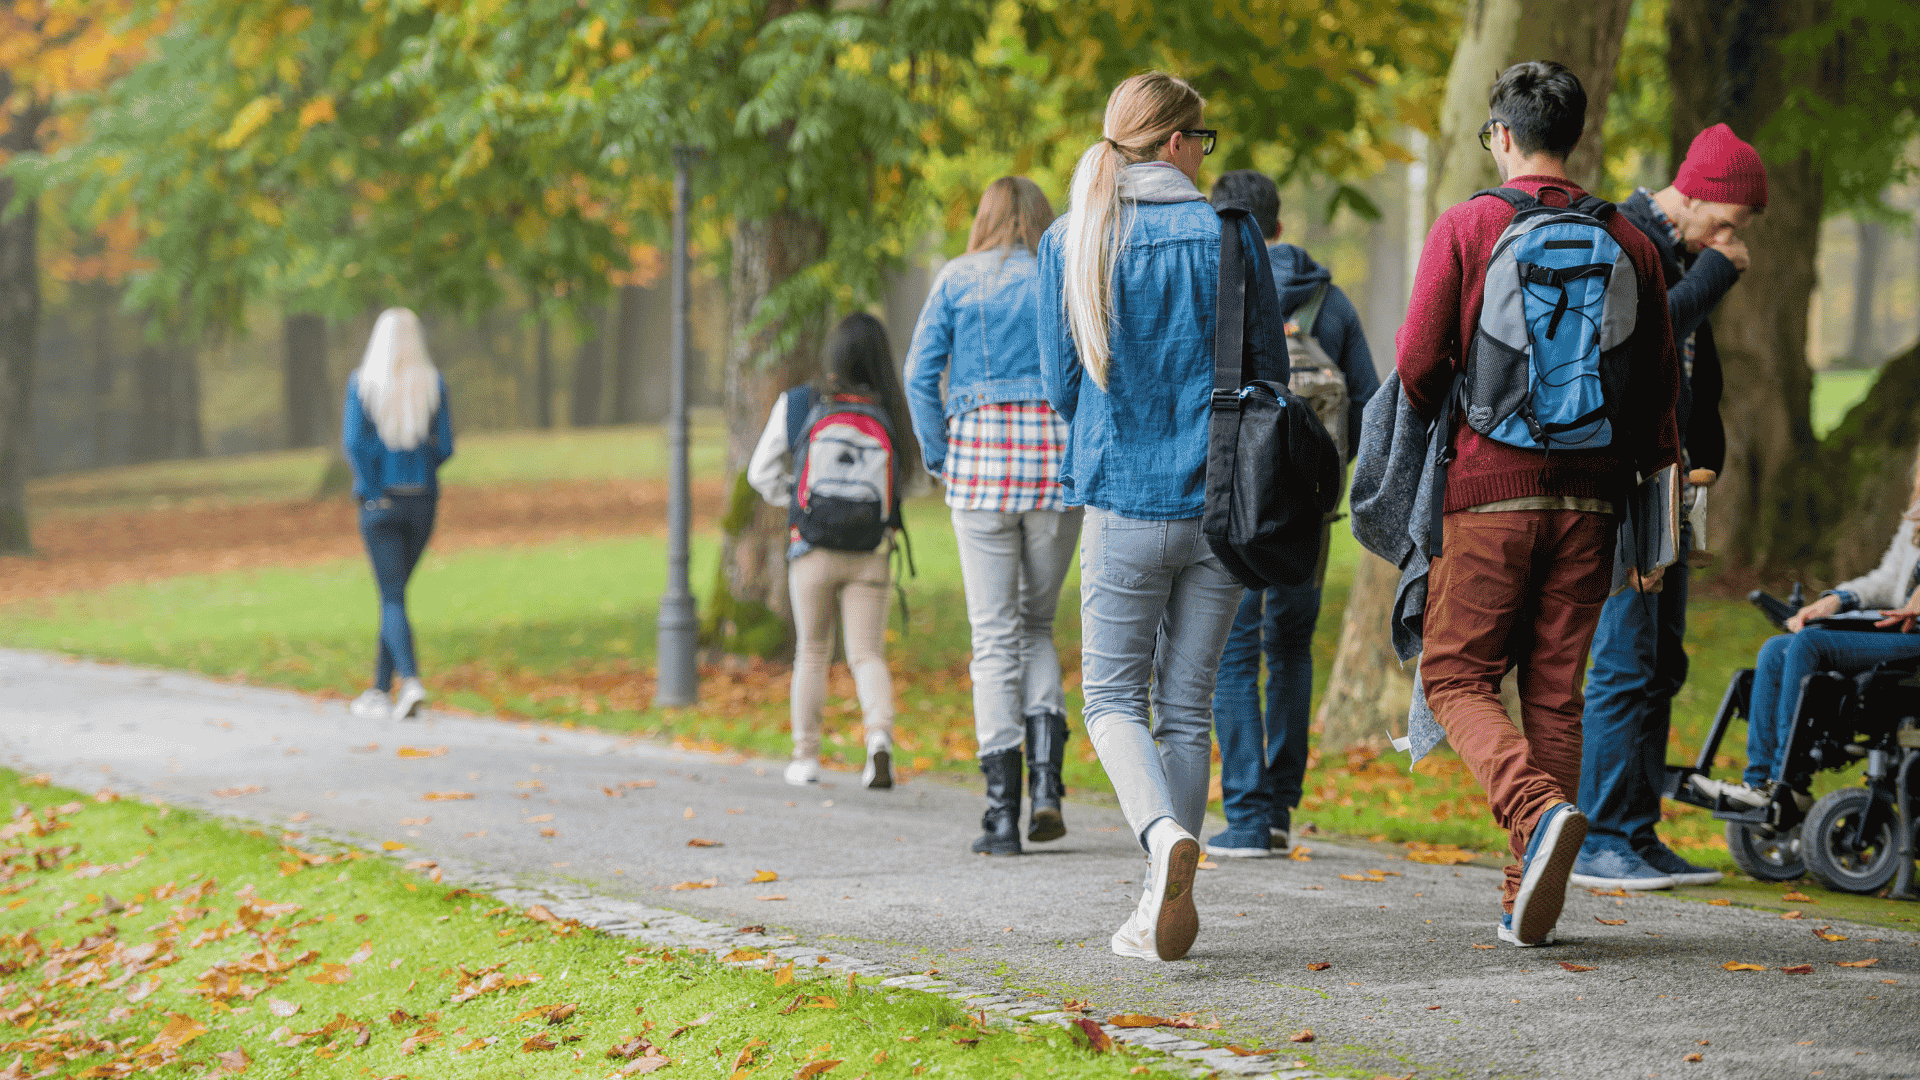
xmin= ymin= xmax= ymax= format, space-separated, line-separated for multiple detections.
xmin=2 ymin=0 xmax=1916 ymax=682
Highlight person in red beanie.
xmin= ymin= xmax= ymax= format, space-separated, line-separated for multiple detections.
xmin=1571 ymin=122 xmax=1766 ymax=893
xmin=1396 ymin=60 xmax=1680 ymax=948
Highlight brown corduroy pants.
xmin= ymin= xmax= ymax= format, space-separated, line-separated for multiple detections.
xmin=1421 ymin=509 xmax=1615 ymax=910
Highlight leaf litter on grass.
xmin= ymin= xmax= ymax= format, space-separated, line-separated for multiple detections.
xmin=0 ymin=769 xmax=1199 ymax=1080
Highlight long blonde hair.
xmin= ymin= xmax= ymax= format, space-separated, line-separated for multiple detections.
xmin=355 ymin=307 xmax=442 ymax=451
xmin=966 ymin=176 xmax=1055 ymax=256
xmin=1062 ymin=72 xmax=1204 ymax=388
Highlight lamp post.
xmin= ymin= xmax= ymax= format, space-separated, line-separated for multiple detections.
xmin=654 ymin=147 xmax=700 ymax=707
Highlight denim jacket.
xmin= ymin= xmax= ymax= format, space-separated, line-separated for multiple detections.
xmin=902 ymin=247 xmax=1047 ymax=476
xmin=342 ymin=373 xmax=455 ymax=501
xmin=1037 ymin=168 xmax=1287 ymax=520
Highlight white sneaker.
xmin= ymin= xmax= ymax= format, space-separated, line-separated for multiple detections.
xmin=784 ymin=759 xmax=821 ymax=786
xmin=348 ymin=690 xmax=391 ymax=720
xmin=861 ymin=737 xmax=893 ymax=790
xmin=1109 ymin=821 xmax=1201 ymax=962
xmin=1690 ymin=775 xmax=1767 ymax=809
xmin=392 ymin=678 xmax=427 ymax=720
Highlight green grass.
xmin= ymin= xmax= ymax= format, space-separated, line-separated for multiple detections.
xmin=0 ymin=769 xmax=1197 ymax=1079
xmin=1813 ymin=368 xmax=1875 ymax=438
xmin=25 ymin=412 xmax=730 ymax=516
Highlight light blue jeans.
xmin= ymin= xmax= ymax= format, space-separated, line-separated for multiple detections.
xmin=953 ymin=507 xmax=1085 ymax=757
xmin=1079 ymin=508 xmax=1245 ymax=849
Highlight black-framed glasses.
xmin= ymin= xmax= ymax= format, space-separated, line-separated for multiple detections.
xmin=1178 ymin=129 xmax=1218 ymax=156
xmin=1478 ymin=117 xmax=1504 ymax=151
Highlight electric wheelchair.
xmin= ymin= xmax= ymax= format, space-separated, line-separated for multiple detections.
xmin=1661 ymin=587 xmax=1920 ymax=896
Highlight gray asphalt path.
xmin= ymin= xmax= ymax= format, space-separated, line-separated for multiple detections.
xmin=2 ymin=649 xmax=1916 ymax=1080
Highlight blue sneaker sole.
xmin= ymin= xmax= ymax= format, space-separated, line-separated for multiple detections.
xmin=1511 ymin=806 xmax=1587 ymax=946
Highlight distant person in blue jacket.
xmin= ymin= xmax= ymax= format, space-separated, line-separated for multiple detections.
xmin=342 ymin=308 xmax=454 ymax=721
xmin=1204 ymin=170 xmax=1378 ymax=859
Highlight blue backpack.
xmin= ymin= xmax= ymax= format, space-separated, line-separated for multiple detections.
xmin=1463 ymin=187 xmax=1638 ymax=451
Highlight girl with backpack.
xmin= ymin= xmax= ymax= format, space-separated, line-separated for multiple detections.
xmin=904 ymin=177 xmax=1081 ymax=857
xmin=747 ymin=313 xmax=920 ymax=790
xmin=342 ymin=307 xmax=454 ymax=722
xmin=1038 ymin=73 xmax=1287 ymax=961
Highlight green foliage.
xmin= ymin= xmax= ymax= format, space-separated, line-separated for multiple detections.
xmin=1602 ymin=0 xmax=1674 ymax=194
xmin=1764 ymin=0 xmax=1920 ymax=217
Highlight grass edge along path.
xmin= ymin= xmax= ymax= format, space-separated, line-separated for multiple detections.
xmin=0 ymin=769 xmax=1336 ymax=1080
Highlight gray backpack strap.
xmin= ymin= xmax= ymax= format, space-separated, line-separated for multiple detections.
xmin=1290 ymin=282 xmax=1330 ymax=337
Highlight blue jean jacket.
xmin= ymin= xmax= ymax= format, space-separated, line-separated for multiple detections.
xmin=1037 ymin=201 xmax=1286 ymax=520
xmin=342 ymin=373 xmax=455 ymax=500
xmin=902 ymin=247 xmax=1048 ymax=477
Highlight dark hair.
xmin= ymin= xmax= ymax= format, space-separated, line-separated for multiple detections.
xmin=1488 ymin=61 xmax=1586 ymax=158
xmin=1209 ymin=170 xmax=1282 ymax=238
xmin=819 ymin=312 xmax=922 ymax=481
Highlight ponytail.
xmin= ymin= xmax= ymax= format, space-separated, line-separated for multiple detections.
xmin=1058 ymin=73 xmax=1204 ymax=390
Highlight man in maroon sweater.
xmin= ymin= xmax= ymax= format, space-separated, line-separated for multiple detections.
xmin=1397 ymin=61 xmax=1680 ymax=947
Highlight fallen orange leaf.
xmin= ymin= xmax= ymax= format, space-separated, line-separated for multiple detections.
xmin=756 ymin=894 xmax=787 ymax=901
xmin=721 ymin=949 xmax=765 ymax=963
xmin=1557 ymin=962 xmax=1595 ymax=972
xmin=796 ymin=1061 xmax=843 ymax=1078
xmin=1780 ymin=964 xmax=1814 ymax=975
xmin=397 ymin=746 xmax=448 ymax=758
xmin=211 ymin=1046 xmax=250 ymax=1075
xmin=1813 ymin=927 xmax=1847 ymax=942
xmin=749 ymin=869 xmax=779 ymax=883
xmin=422 ymin=791 xmax=474 ymax=801
xmin=1107 ymin=1014 xmax=1172 ymax=1028
xmin=1070 ymin=1018 xmax=1112 ymax=1053
xmin=522 ymin=1034 xmax=557 ymax=1051
xmin=1781 ymin=910 xmax=1804 ymax=919
xmin=1708 ymin=898 xmax=1731 ymax=906
xmin=1722 ymin=961 xmax=1766 ymax=971
xmin=1289 ymin=1029 xmax=1315 ymax=1043
xmin=1782 ymin=890 xmax=1816 ymax=902
xmin=306 ymin=963 xmax=352 ymax=985
xmin=671 ymin=878 xmax=719 ymax=891
xmin=687 ymin=838 xmax=722 ymax=848
xmin=1683 ymin=1053 xmax=1703 ymax=1062
xmin=1837 ymin=958 xmax=1881 ymax=968
xmin=774 ymin=963 xmax=795 ymax=986
xmin=1594 ymin=917 xmax=1626 ymax=926
xmin=381 ymin=841 xmax=407 ymax=851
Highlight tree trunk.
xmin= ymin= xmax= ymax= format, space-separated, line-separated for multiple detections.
xmin=704 ymin=211 xmax=827 ymax=659
xmin=1318 ymin=0 xmax=1634 ymax=750
xmin=0 ymin=89 xmax=45 ymax=554
xmin=89 ymin=281 xmax=118 ymax=468
xmin=283 ymin=313 xmax=331 ymax=448
xmin=1317 ymin=554 xmax=1416 ymax=750
xmin=569 ymin=301 xmax=606 ymax=427
xmin=1670 ymin=0 xmax=1839 ymax=578
xmin=1426 ymin=0 xmax=1633 ymax=224
xmin=1848 ymin=219 xmax=1883 ymax=366
xmin=1807 ymin=340 xmax=1920 ymax=584
xmin=533 ymin=314 xmax=554 ymax=429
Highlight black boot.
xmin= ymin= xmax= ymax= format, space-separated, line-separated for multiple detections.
xmin=1025 ymin=711 xmax=1070 ymax=842
xmin=971 ymin=749 xmax=1023 ymax=855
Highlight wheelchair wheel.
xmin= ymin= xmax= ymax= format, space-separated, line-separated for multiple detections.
xmin=1725 ymin=820 xmax=1805 ymax=882
xmin=1802 ymin=787 xmax=1900 ymax=894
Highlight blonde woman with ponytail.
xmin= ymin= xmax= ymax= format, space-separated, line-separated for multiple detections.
xmin=1037 ymin=73 xmax=1288 ymax=962
xmin=342 ymin=308 xmax=454 ymax=722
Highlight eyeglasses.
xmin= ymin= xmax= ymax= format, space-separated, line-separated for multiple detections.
xmin=1478 ymin=117 xmax=1504 ymax=152
xmin=1177 ymin=129 xmax=1218 ymax=156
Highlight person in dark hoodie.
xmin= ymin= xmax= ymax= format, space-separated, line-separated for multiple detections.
xmin=1204 ymin=170 xmax=1379 ymax=857
xmin=1570 ymin=123 xmax=1763 ymax=892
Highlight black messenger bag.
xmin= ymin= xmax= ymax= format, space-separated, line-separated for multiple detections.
xmin=1201 ymin=208 xmax=1342 ymax=590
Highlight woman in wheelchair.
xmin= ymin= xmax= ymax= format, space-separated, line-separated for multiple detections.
xmin=1693 ymin=460 xmax=1920 ymax=810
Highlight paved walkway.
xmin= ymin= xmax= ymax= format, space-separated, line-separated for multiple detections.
xmin=2 ymin=649 xmax=1915 ymax=1079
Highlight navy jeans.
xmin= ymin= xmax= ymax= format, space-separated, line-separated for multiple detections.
xmin=1211 ymin=569 xmax=1322 ymax=837
xmin=1579 ymin=552 xmax=1688 ymax=855
xmin=360 ymin=493 xmax=437 ymax=691
xmin=1744 ymin=627 xmax=1920 ymax=787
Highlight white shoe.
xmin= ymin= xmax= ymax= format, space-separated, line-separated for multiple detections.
xmin=392 ymin=678 xmax=427 ymax=720
xmin=861 ymin=738 xmax=893 ymax=790
xmin=348 ymin=690 xmax=391 ymax=720
xmin=1690 ymin=775 xmax=1767 ymax=809
xmin=1109 ymin=821 xmax=1201 ymax=962
xmin=1496 ymin=916 xmax=1557 ymax=948
xmin=784 ymin=759 xmax=821 ymax=786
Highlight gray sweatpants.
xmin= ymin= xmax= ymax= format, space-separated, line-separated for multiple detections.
xmin=1078 ymin=508 xmax=1243 ymax=849
xmin=951 ymin=507 xmax=1084 ymax=757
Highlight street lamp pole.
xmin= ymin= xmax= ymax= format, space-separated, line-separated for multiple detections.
xmin=654 ymin=147 xmax=700 ymax=707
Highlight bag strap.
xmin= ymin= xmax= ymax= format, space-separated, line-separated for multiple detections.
xmin=784 ymin=386 xmax=814 ymax=450
xmin=1213 ymin=209 xmax=1250 ymax=396
xmin=1470 ymin=186 xmax=1536 ymax=212
xmin=1291 ymin=282 xmax=1330 ymax=337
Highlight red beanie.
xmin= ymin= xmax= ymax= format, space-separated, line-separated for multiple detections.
xmin=1674 ymin=123 xmax=1768 ymax=209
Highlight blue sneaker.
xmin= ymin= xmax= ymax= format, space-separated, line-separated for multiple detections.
xmin=1569 ymin=843 xmax=1674 ymax=891
xmin=1205 ymin=826 xmax=1271 ymax=859
xmin=1636 ymin=841 xmax=1724 ymax=886
xmin=1507 ymin=803 xmax=1586 ymax=947
xmin=1497 ymin=910 xmax=1556 ymax=947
